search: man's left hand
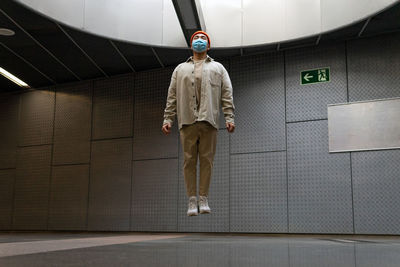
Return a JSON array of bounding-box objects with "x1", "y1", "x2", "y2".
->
[{"x1": 226, "y1": 122, "x2": 235, "y2": 133}]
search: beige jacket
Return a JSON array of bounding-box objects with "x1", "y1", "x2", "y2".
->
[{"x1": 163, "y1": 55, "x2": 235, "y2": 130}]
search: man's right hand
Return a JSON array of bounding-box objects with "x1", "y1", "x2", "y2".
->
[{"x1": 162, "y1": 123, "x2": 172, "y2": 135}]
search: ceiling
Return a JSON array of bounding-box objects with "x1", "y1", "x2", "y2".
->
[{"x1": 0, "y1": 0, "x2": 399, "y2": 93}]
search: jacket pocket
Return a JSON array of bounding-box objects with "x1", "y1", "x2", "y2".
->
[{"x1": 208, "y1": 70, "x2": 221, "y2": 87}]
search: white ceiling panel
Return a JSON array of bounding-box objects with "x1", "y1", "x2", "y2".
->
[
  {"x1": 200, "y1": 0, "x2": 242, "y2": 47},
  {"x1": 162, "y1": 0, "x2": 187, "y2": 47},
  {"x1": 285, "y1": 0, "x2": 321, "y2": 40},
  {"x1": 84, "y1": 0, "x2": 163, "y2": 46},
  {"x1": 16, "y1": 0, "x2": 84, "y2": 29},
  {"x1": 242, "y1": 0, "x2": 285, "y2": 46},
  {"x1": 321, "y1": 0, "x2": 398, "y2": 32},
  {"x1": 15, "y1": 0, "x2": 399, "y2": 48}
]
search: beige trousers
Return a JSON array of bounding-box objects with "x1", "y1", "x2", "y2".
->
[{"x1": 179, "y1": 121, "x2": 217, "y2": 197}]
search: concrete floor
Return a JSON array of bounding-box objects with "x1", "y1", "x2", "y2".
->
[{"x1": 0, "y1": 232, "x2": 400, "y2": 266}]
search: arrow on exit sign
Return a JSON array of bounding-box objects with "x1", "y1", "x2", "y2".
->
[{"x1": 301, "y1": 68, "x2": 330, "y2": 85}]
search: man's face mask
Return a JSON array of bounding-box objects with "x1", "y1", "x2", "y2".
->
[{"x1": 192, "y1": 38, "x2": 208, "y2": 52}]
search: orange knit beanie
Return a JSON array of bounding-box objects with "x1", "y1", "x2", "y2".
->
[{"x1": 190, "y1": 31, "x2": 211, "y2": 48}]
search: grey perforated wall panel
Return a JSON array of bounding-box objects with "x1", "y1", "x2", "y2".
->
[
  {"x1": 92, "y1": 75, "x2": 134, "y2": 140},
  {"x1": 0, "y1": 169, "x2": 15, "y2": 230},
  {"x1": 348, "y1": 32, "x2": 400, "y2": 102},
  {"x1": 48, "y1": 164, "x2": 89, "y2": 230},
  {"x1": 1, "y1": 31, "x2": 400, "y2": 234},
  {"x1": 177, "y1": 130, "x2": 229, "y2": 232},
  {"x1": 352, "y1": 150, "x2": 400, "y2": 234},
  {"x1": 287, "y1": 120, "x2": 353, "y2": 233},
  {"x1": 131, "y1": 159, "x2": 178, "y2": 231},
  {"x1": 286, "y1": 44, "x2": 347, "y2": 122},
  {"x1": 0, "y1": 94, "x2": 19, "y2": 169},
  {"x1": 18, "y1": 89, "x2": 55, "y2": 146},
  {"x1": 230, "y1": 53, "x2": 286, "y2": 153},
  {"x1": 230, "y1": 151, "x2": 287, "y2": 233},
  {"x1": 13, "y1": 145, "x2": 52, "y2": 230},
  {"x1": 53, "y1": 82, "x2": 92, "y2": 165},
  {"x1": 133, "y1": 68, "x2": 178, "y2": 160},
  {"x1": 88, "y1": 138, "x2": 132, "y2": 231}
]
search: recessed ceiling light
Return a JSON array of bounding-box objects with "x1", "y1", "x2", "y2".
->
[
  {"x1": 0, "y1": 67, "x2": 30, "y2": 88},
  {"x1": 0, "y1": 28, "x2": 15, "y2": 36}
]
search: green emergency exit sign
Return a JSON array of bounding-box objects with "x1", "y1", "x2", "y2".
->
[{"x1": 301, "y1": 67, "x2": 330, "y2": 85}]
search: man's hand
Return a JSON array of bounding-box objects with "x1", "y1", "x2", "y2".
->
[
  {"x1": 226, "y1": 122, "x2": 235, "y2": 133},
  {"x1": 162, "y1": 123, "x2": 172, "y2": 135}
]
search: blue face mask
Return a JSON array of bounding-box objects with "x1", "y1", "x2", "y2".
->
[{"x1": 192, "y1": 39, "x2": 208, "y2": 52}]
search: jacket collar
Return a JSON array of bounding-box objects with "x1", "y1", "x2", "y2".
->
[{"x1": 186, "y1": 54, "x2": 213, "y2": 63}]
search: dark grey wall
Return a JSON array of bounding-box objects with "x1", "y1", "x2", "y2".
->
[{"x1": 1, "y1": 32, "x2": 400, "y2": 234}]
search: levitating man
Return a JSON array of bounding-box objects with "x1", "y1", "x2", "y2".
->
[{"x1": 161, "y1": 31, "x2": 235, "y2": 216}]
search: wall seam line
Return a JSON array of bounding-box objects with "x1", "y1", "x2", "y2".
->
[
  {"x1": 129, "y1": 76, "x2": 135, "y2": 231},
  {"x1": 10, "y1": 94, "x2": 22, "y2": 230},
  {"x1": 86, "y1": 80, "x2": 94, "y2": 230},
  {"x1": 345, "y1": 40, "x2": 356, "y2": 234},
  {"x1": 283, "y1": 50, "x2": 290, "y2": 233},
  {"x1": 46, "y1": 87, "x2": 56, "y2": 230}
]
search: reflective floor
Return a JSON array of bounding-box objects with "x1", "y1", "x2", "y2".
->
[{"x1": 1, "y1": 232, "x2": 400, "y2": 266}]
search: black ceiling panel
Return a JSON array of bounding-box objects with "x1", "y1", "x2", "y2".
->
[
  {"x1": 153, "y1": 47, "x2": 191, "y2": 67},
  {"x1": 243, "y1": 43, "x2": 277, "y2": 56},
  {"x1": 1, "y1": 1, "x2": 104, "y2": 80},
  {"x1": 320, "y1": 20, "x2": 366, "y2": 44},
  {"x1": 171, "y1": 0, "x2": 202, "y2": 46},
  {"x1": 0, "y1": 0, "x2": 399, "y2": 95},
  {"x1": 363, "y1": 2, "x2": 400, "y2": 36},
  {"x1": 113, "y1": 41, "x2": 161, "y2": 71},
  {"x1": 0, "y1": 74, "x2": 21, "y2": 92},
  {"x1": 0, "y1": 44, "x2": 50, "y2": 88},
  {"x1": 208, "y1": 48, "x2": 241, "y2": 60},
  {"x1": 280, "y1": 36, "x2": 318, "y2": 50},
  {"x1": 0, "y1": 11, "x2": 76, "y2": 84},
  {"x1": 62, "y1": 25, "x2": 133, "y2": 76}
]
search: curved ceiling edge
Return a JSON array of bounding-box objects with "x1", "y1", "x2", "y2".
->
[
  {"x1": 200, "y1": 0, "x2": 398, "y2": 47},
  {"x1": 14, "y1": 0, "x2": 399, "y2": 48}
]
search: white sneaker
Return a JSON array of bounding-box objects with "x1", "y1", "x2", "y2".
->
[
  {"x1": 199, "y1": 196, "x2": 211, "y2": 214},
  {"x1": 187, "y1": 196, "x2": 198, "y2": 216}
]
